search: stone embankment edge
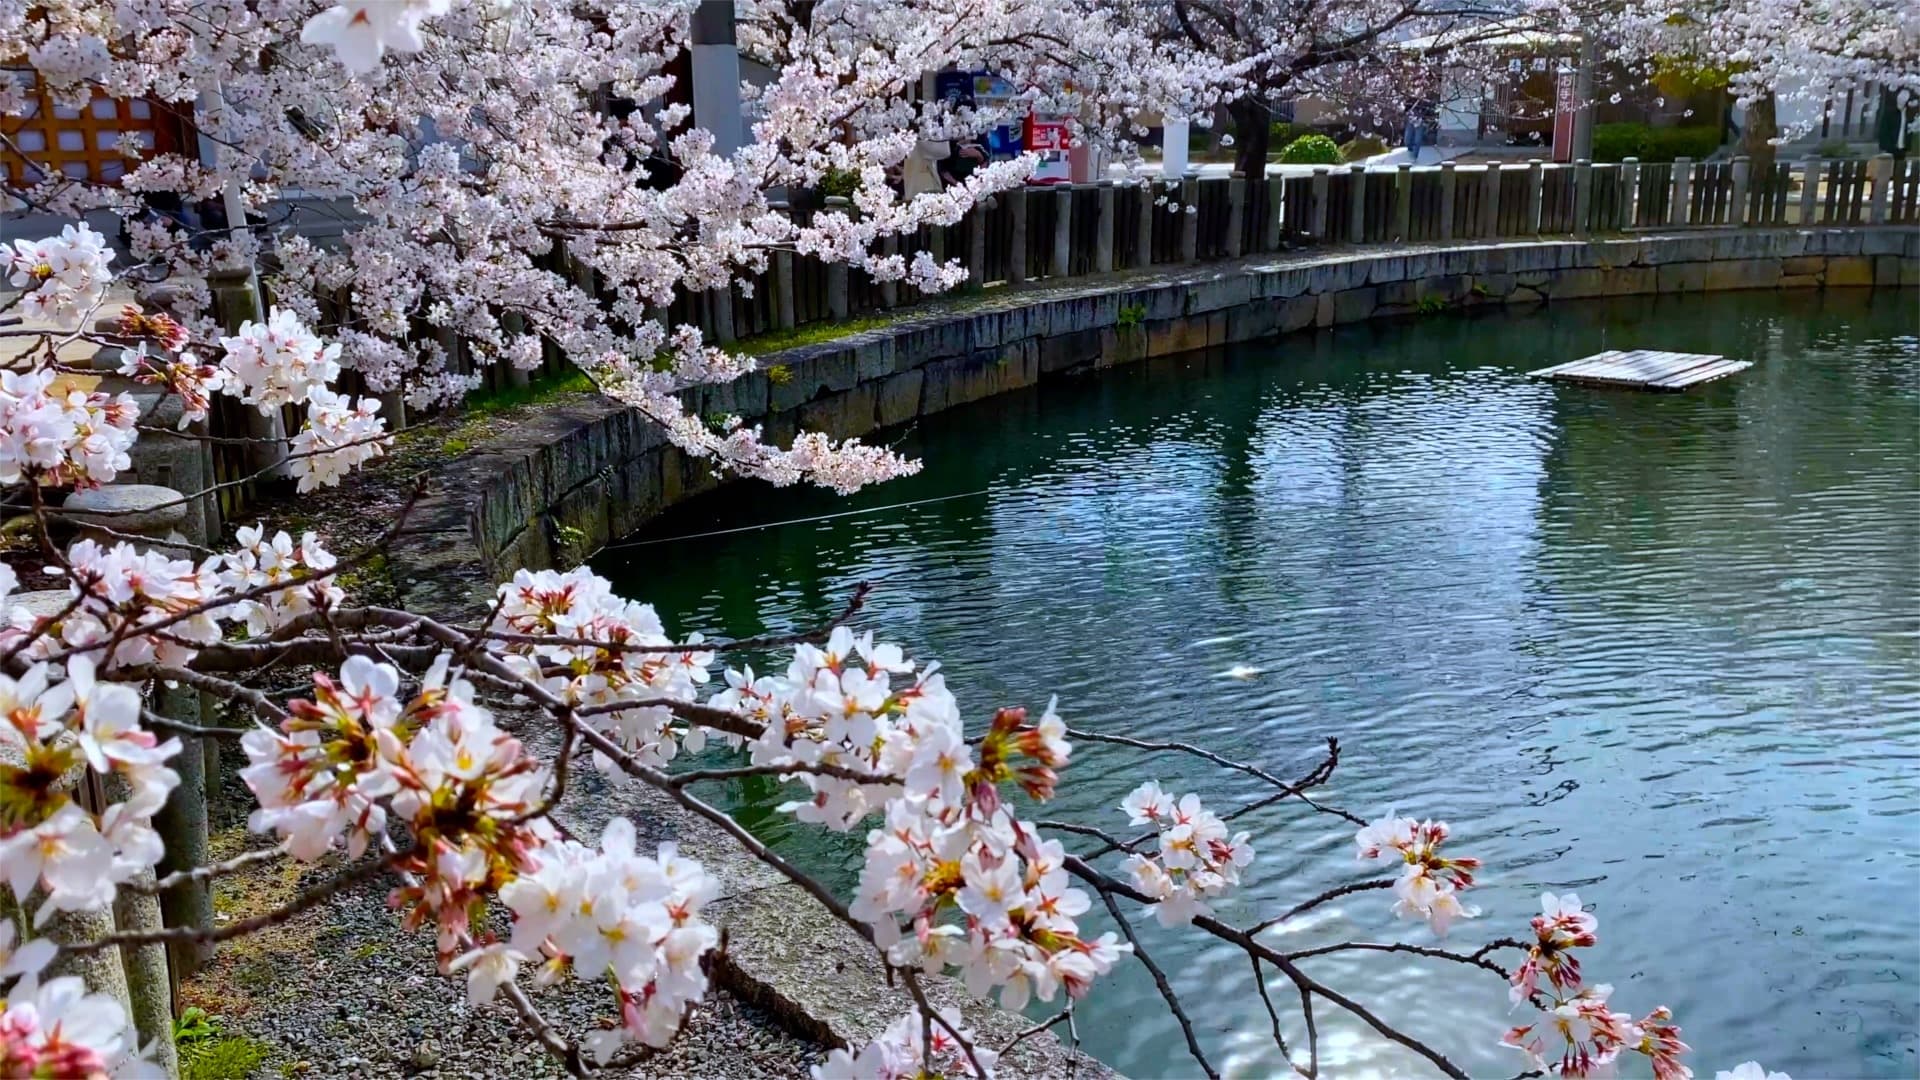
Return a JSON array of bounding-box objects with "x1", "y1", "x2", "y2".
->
[
  {"x1": 384, "y1": 225, "x2": 1914, "y2": 1074},
  {"x1": 450, "y1": 226, "x2": 1917, "y2": 585}
]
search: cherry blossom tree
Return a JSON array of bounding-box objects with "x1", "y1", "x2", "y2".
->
[
  {"x1": 1094, "y1": 0, "x2": 1551, "y2": 175},
  {"x1": 1579, "y1": 0, "x2": 1917, "y2": 130},
  {"x1": 0, "y1": 3, "x2": 1805, "y2": 1078}
]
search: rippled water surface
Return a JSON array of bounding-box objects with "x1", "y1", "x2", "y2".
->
[{"x1": 596, "y1": 290, "x2": 1920, "y2": 1079}]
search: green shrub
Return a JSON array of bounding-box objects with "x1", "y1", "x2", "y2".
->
[
  {"x1": 1278, "y1": 133, "x2": 1341, "y2": 165},
  {"x1": 1816, "y1": 138, "x2": 1855, "y2": 158},
  {"x1": 1339, "y1": 135, "x2": 1388, "y2": 163},
  {"x1": 1643, "y1": 125, "x2": 1721, "y2": 162},
  {"x1": 1591, "y1": 123, "x2": 1644, "y2": 163},
  {"x1": 1267, "y1": 122, "x2": 1302, "y2": 151},
  {"x1": 1591, "y1": 123, "x2": 1722, "y2": 163},
  {"x1": 818, "y1": 167, "x2": 860, "y2": 199}
]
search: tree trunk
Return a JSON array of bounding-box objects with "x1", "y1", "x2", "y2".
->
[
  {"x1": 1231, "y1": 96, "x2": 1271, "y2": 179},
  {"x1": 1741, "y1": 92, "x2": 1779, "y2": 173}
]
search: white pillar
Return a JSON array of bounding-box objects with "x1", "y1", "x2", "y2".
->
[
  {"x1": 691, "y1": 2, "x2": 745, "y2": 157},
  {"x1": 1162, "y1": 118, "x2": 1191, "y2": 179}
]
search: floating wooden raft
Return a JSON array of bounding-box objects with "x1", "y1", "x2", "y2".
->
[{"x1": 1528, "y1": 349, "x2": 1752, "y2": 391}]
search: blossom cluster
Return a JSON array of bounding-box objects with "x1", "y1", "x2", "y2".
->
[
  {"x1": 0, "y1": 656, "x2": 180, "y2": 924},
  {"x1": 218, "y1": 525, "x2": 345, "y2": 635},
  {"x1": 4, "y1": 231, "x2": 388, "y2": 496},
  {"x1": 290, "y1": 390, "x2": 388, "y2": 492},
  {"x1": 0, "y1": 528, "x2": 341, "y2": 673},
  {"x1": 31, "y1": 539, "x2": 222, "y2": 668},
  {"x1": 720, "y1": 629, "x2": 1122, "y2": 1015},
  {"x1": 491, "y1": 567, "x2": 714, "y2": 773},
  {"x1": 812, "y1": 1007, "x2": 995, "y2": 1080},
  {"x1": 217, "y1": 307, "x2": 344, "y2": 413},
  {"x1": 494, "y1": 818, "x2": 719, "y2": 1060},
  {"x1": 240, "y1": 651, "x2": 720, "y2": 1063},
  {"x1": 0, "y1": 369, "x2": 139, "y2": 489},
  {"x1": 0, "y1": 652, "x2": 174, "y2": 1076},
  {"x1": 1498, "y1": 892, "x2": 1693, "y2": 1079},
  {"x1": 0, "y1": 969, "x2": 146, "y2": 1078},
  {"x1": 1117, "y1": 781, "x2": 1255, "y2": 927},
  {"x1": 1354, "y1": 812, "x2": 1482, "y2": 934},
  {"x1": 5, "y1": 223, "x2": 113, "y2": 330}
]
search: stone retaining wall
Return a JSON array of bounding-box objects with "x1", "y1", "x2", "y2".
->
[{"x1": 420, "y1": 226, "x2": 1917, "y2": 595}]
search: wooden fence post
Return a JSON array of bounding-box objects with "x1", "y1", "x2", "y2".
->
[
  {"x1": 1179, "y1": 177, "x2": 1200, "y2": 262},
  {"x1": 1095, "y1": 181, "x2": 1115, "y2": 273},
  {"x1": 1798, "y1": 157, "x2": 1820, "y2": 224},
  {"x1": 824, "y1": 195, "x2": 852, "y2": 316},
  {"x1": 1310, "y1": 167, "x2": 1330, "y2": 240},
  {"x1": 1439, "y1": 160, "x2": 1457, "y2": 241},
  {"x1": 1053, "y1": 185, "x2": 1074, "y2": 278},
  {"x1": 1128, "y1": 179, "x2": 1144, "y2": 265},
  {"x1": 1482, "y1": 164, "x2": 1501, "y2": 237},
  {"x1": 1573, "y1": 159, "x2": 1593, "y2": 236},
  {"x1": 1007, "y1": 186, "x2": 1029, "y2": 286},
  {"x1": 773, "y1": 250, "x2": 797, "y2": 328},
  {"x1": 1263, "y1": 175, "x2": 1284, "y2": 251},
  {"x1": 967, "y1": 202, "x2": 987, "y2": 287},
  {"x1": 1526, "y1": 159, "x2": 1545, "y2": 234},
  {"x1": 1729, "y1": 156, "x2": 1752, "y2": 227},
  {"x1": 711, "y1": 287, "x2": 738, "y2": 341},
  {"x1": 1868, "y1": 153, "x2": 1895, "y2": 224},
  {"x1": 1670, "y1": 157, "x2": 1693, "y2": 227},
  {"x1": 1348, "y1": 163, "x2": 1367, "y2": 244},
  {"x1": 1393, "y1": 163, "x2": 1413, "y2": 240},
  {"x1": 1619, "y1": 158, "x2": 1639, "y2": 230},
  {"x1": 1226, "y1": 171, "x2": 1247, "y2": 257}
]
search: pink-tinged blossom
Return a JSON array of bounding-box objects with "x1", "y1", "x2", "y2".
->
[
  {"x1": 1354, "y1": 812, "x2": 1482, "y2": 934},
  {"x1": 1502, "y1": 984, "x2": 1635, "y2": 1078},
  {"x1": 1512, "y1": 891, "x2": 1600, "y2": 1004},
  {"x1": 0, "y1": 975, "x2": 149, "y2": 1076},
  {"x1": 1117, "y1": 785, "x2": 1252, "y2": 927}
]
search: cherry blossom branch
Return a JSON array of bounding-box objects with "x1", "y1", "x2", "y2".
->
[
  {"x1": 63, "y1": 845, "x2": 409, "y2": 954},
  {"x1": 664, "y1": 761, "x2": 896, "y2": 788},
  {"x1": 1248, "y1": 879, "x2": 1396, "y2": 934},
  {"x1": 469, "y1": 581, "x2": 871, "y2": 655},
  {"x1": 1248, "y1": 955, "x2": 1293, "y2": 1066},
  {"x1": 1283, "y1": 940, "x2": 1513, "y2": 980},
  {"x1": 1095, "y1": 885, "x2": 1220, "y2": 1080},
  {"x1": 1063, "y1": 854, "x2": 1472, "y2": 1080},
  {"x1": 130, "y1": 846, "x2": 285, "y2": 894}
]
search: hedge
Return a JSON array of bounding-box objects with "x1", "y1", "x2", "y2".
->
[
  {"x1": 1591, "y1": 123, "x2": 1722, "y2": 163},
  {"x1": 1278, "y1": 133, "x2": 1342, "y2": 165},
  {"x1": 1339, "y1": 135, "x2": 1388, "y2": 163}
]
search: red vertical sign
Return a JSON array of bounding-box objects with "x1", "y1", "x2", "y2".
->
[{"x1": 1551, "y1": 67, "x2": 1577, "y2": 162}]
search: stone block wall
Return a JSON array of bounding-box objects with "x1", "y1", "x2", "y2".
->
[{"x1": 445, "y1": 227, "x2": 1917, "y2": 587}]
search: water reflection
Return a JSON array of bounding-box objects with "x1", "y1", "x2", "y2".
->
[{"x1": 598, "y1": 290, "x2": 1919, "y2": 1078}]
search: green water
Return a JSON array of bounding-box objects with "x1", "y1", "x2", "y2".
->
[{"x1": 596, "y1": 289, "x2": 1920, "y2": 1078}]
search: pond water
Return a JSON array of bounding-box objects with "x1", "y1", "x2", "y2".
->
[{"x1": 595, "y1": 289, "x2": 1919, "y2": 1079}]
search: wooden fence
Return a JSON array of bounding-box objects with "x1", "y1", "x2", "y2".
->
[
  {"x1": 191, "y1": 152, "x2": 1914, "y2": 523},
  {"x1": 665, "y1": 153, "x2": 1918, "y2": 351}
]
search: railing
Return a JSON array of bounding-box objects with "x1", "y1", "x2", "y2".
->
[
  {"x1": 110, "y1": 150, "x2": 1907, "y2": 536},
  {"x1": 679, "y1": 153, "x2": 1919, "y2": 349}
]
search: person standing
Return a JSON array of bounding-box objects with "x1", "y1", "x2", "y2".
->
[{"x1": 901, "y1": 137, "x2": 952, "y2": 197}]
